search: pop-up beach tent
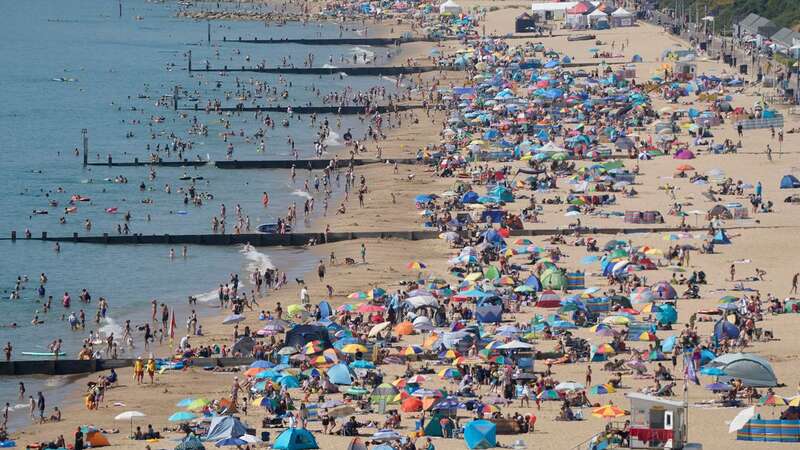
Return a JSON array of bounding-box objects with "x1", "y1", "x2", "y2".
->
[
  {"x1": 464, "y1": 420, "x2": 497, "y2": 449},
  {"x1": 710, "y1": 353, "x2": 778, "y2": 387},
  {"x1": 273, "y1": 428, "x2": 319, "y2": 450}
]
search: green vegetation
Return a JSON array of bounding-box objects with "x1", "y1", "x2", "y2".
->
[{"x1": 659, "y1": 0, "x2": 800, "y2": 30}]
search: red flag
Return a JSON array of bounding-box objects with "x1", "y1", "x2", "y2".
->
[{"x1": 169, "y1": 309, "x2": 176, "y2": 339}]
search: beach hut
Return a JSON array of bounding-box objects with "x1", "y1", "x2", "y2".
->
[
  {"x1": 439, "y1": 0, "x2": 462, "y2": 15},
  {"x1": 626, "y1": 393, "x2": 687, "y2": 449},
  {"x1": 515, "y1": 12, "x2": 537, "y2": 32},
  {"x1": 610, "y1": 8, "x2": 635, "y2": 27},
  {"x1": 710, "y1": 353, "x2": 778, "y2": 387},
  {"x1": 464, "y1": 420, "x2": 497, "y2": 449},
  {"x1": 273, "y1": 428, "x2": 319, "y2": 450},
  {"x1": 587, "y1": 9, "x2": 608, "y2": 29}
]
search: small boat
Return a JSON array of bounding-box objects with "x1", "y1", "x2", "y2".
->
[
  {"x1": 567, "y1": 34, "x2": 596, "y2": 42},
  {"x1": 257, "y1": 223, "x2": 291, "y2": 234}
]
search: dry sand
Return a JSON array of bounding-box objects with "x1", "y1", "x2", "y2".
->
[{"x1": 11, "y1": 4, "x2": 800, "y2": 450}]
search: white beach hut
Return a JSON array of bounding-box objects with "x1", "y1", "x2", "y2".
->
[
  {"x1": 611, "y1": 7, "x2": 635, "y2": 27},
  {"x1": 439, "y1": 0, "x2": 462, "y2": 15},
  {"x1": 587, "y1": 8, "x2": 608, "y2": 28}
]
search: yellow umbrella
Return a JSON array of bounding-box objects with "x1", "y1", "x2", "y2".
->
[
  {"x1": 341, "y1": 344, "x2": 368, "y2": 354},
  {"x1": 287, "y1": 304, "x2": 305, "y2": 316},
  {"x1": 465, "y1": 272, "x2": 483, "y2": 281}
]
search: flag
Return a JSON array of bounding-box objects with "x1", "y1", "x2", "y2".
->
[
  {"x1": 169, "y1": 309, "x2": 176, "y2": 340},
  {"x1": 683, "y1": 354, "x2": 699, "y2": 385}
]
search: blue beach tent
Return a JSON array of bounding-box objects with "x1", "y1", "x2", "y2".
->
[
  {"x1": 272, "y1": 428, "x2": 319, "y2": 450},
  {"x1": 464, "y1": 420, "x2": 497, "y2": 449}
]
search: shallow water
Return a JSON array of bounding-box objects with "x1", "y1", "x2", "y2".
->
[{"x1": 0, "y1": 0, "x2": 387, "y2": 429}]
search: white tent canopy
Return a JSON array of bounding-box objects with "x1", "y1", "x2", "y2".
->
[
  {"x1": 439, "y1": 0, "x2": 462, "y2": 14},
  {"x1": 588, "y1": 9, "x2": 607, "y2": 17},
  {"x1": 611, "y1": 7, "x2": 632, "y2": 17}
]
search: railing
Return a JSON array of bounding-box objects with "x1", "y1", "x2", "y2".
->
[{"x1": 570, "y1": 432, "x2": 603, "y2": 450}]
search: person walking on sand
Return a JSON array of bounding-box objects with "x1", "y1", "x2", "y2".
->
[
  {"x1": 317, "y1": 260, "x2": 326, "y2": 282},
  {"x1": 134, "y1": 357, "x2": 144, "y2": 385},
  {"x1": 360, "y1": 243, "x2": 366, "y2": 264},
  {"x1": 730, "y1": 264, "x2": 736, "y2": 282},
  {"x1": 146, "y1": 357, "x2": 156, "y2": 384},
  {"x1": 585, "y1": 365, "x2": 592, "y2": 387},
  {"x1": 792, "y1": 273, "x2": 798, "y2": 295}
]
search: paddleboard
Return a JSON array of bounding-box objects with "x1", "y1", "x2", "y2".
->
[{"x1": 21, "y1": 351, "x2": 66, "y2": 357}]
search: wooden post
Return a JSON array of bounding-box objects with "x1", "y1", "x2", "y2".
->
[
  {"x1": 173, "y1": 85, "x2": 179, "y2": 111},
  {"x1": 188, "y1": 50, "x2": 192, "y2": 72},
  {"x1": 119, "y1": 0, "x2": 122, "y2": 18},
  {"x1": 10, "y1": 231, "x2": 16, "y2": 241},
  {"x1": 82, "y1": 129, "x2": 88, "y2": 167},
  {"x1": 207, "y1": 21, "x2": 211, "y2": 45}
]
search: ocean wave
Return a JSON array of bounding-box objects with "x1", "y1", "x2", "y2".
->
[
  {"x1": 240, "y1": 245, "x2": 275, "y2": 275},
  {"x1": 322, "y1": 64, "x2": 338, "y2": 69},
  {"x1": 349, "y1": 46, "x2": 375, "y2": 64},
  {"x1": 98, "y1": 316, "x2": 123, "y2": 340},
  {"x1": 192, "y1": 288, "x2": 219, "y2": 304},
  {"x1": 324, "y1": 130, "x2": 343, "y2": 147},
  {"x1": 291, "y1": 189, "x2": 313, "y2": 200}
]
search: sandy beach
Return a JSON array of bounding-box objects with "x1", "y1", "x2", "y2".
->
[{"x1": 7, "y1": 2, "x2": 800, "y2": 450}]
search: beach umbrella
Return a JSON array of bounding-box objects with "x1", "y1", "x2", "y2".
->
[
  {"x1": 407, "y1": 375, "x2": 427, "y2": 384},
  {"x1": 555, "y1": 381, "x2": 585, "y2": 392},
  {"x1": 342, "y1": 344, "x2": 368, "y2": 354},
  {"x1": 303, "y1": 341, "x2": 324, "y2": 355},
  {"x1": 758, "y1": 394, "x2": 787, "y2": 406},
  {"x1": 346, "y1": 387, "x2": 369, "y2": 397},
  {"x1": 249, "y1": 360, "x2": 274, "y2": 369},
  {"x1": 356, "y1": 304, "x2": 385, "y2": 313},
  {"x1": 115, "y1": 411, "x2": 146, "y2": 436},
  {"x1": 277, "y1": 346, "x2": 298, "y2": 356},
  {"x1": 728, "y1": 406, "x2": 756, "y2": 433},
  {"x1": 350, "y1": 360, "x2": 375, "y2": 369},
  {"x1": 592, "y1": 404, "x2": 625, "y2": 418},
  {"x1": 402, "y1": 345, "x2": 424, "y2": 356},
  {"x1": 368, "y1": 321, "x2": 391, "y2": 337},
  {"x1": 176, "y1": 397, "x2": 195, "y2": 408},
  {"x1": 222, "y1": 314, "x2": 245, "y2": 325},
  {"x1": 169, "y1": 411, "x2": 198, "y2": 422},
  {"x1": 186, "y1": 398, "x2": 210, "y2": 410},
  {"x1": 537, "y1": 389, "x2": 560, "y2": 401},
  {"x1": 442, "y1": 349, "x2": 461, "y2": 360},
  {"x1": 407, "y1": 261, "x2": 427, "y2": 270},
  {"x1": 789, "y1": 396, "x2": 800, "y2": 407},
  {"x1": 348, "y1": 291, "x2": 369, "y2": 300},
  {"x1": 438, "y1": 368, "x2": 462, "y2": 379},
  {"x1": 287, "y1": 304, "x2": 306, "y2": 316},
  {"x1": 705, "y1": 383, "x2": 732, "y2": 392},
  {"x1": 589, "y1": 384, "x2": 615, "y2": 395}
]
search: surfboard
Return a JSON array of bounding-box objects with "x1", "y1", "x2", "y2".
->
[{"x1": 20, "y1": 351, "x2": 66, "y2": 357}]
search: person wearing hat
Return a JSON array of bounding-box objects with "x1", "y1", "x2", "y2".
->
[{"x1": 133, "y1": 357, "x2": 144, "y2": 385}]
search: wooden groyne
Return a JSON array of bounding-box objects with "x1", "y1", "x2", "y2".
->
[
  {"x1": 0, "y1": 357, "x2": 254, "y2": 376},
  {"x1": 179, "y1": 104, "x2": 424, "y2": 114},
  {"x1": 219, "y1": 33, "x2": 566, "y2": 47},
  {"x1": 84, "y1": 158, "x2": 417, "y2": 169},
  {"x1": 188, "y1": 64, "x2": 455, "y2": 76},
  {"x1": 8, "y1": 226, "x2": 712, "y2": 247}
]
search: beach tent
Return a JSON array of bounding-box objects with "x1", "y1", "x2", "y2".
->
[
  {"x1": 710, "y1": 353, "x2": 778, "y2": 387},
  {"x1": 540, "y1": 268, "x2": 566, "y2": 290},
  {"x1": 587, "y1": 9, "x2": 608, "y2": 28},
  {"x1": 328, "y1": 363, "x2": 354, "y2": 385},
  {"x1": 462, "y1": 191, "x2": 480, "y2": 203},
  {"x1": 439, "y1": 0, "x2": 461, "y2": 14},
  {"x1": 370, "y1": 383, "x2": 400, "y2": 404},
  {"x1": 175, "y1": 434, "x2": 205, "y2": 450},
  {"x1": 631, "y1": 54, "x2": 643, "y2": 63},
  {"x1": 611, "y1": 8, "x2": 634, "y2": 27},
  {"x1": 318, "y1": 301, "x2": 332, "y2": 319},
  {"x1": 476, "y1": 296, "x2": 503, "y2": 323},
  {"x1": 273, "y1": 428, "x2": 319, "y2": 450},
  {"x1": 708, "y1": 204, "x2": 734, "y2": 220},
  {"x1": 464, "y1": 420, "x2": 497, "y2": 449},
  {"x1": 86, "y1": 430, "x2": 110, "y2": 447},
  {"x1": 285, "y1": 325, "x2": 332, "y2": 349},
  {"x1": 713, "y1": 318, "x2": 740, "y2": 340},
  {"x1": 515, "y1": 12, "x2": 537, "y2": 33},
  {"x1": 205, "y1": 417, "x2": 249, "y2": 442},
  {"x1": 424, "y1": 412, "x2": 446, "y2": 437},
  {"x1": 674, "y1": 149, "x2": 695, "y2": 159},
  {"x1": 780, "y1": 174, "x2": 800, "y2": 189},
  {"x1": 525, "y1": 275, "x2": 542, "y2": 291},
  {"x1": 712, "y1": 229, "x2": 731, "y2": 244}
]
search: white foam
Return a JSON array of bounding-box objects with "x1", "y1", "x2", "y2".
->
[
  {"x1": 291, "y1": 189, "x2": 313, "y2": 200},
  {"x1": 98, "y1": 316, "x2": 123, "y2": 339},
  {"x1": 193, "y1": 288, "x2": 219, "y2": 304},
  {"x1": 322, "y1": 64, "x2": 338, "y2": 69},
  {"x1": 348, "y1": 46, "x2": 375, "y2": 64},
  {"x1": 240, "y1": 245, "x2": 275, "y2": 275},
  {"x1": 323, "y1": 130, "x2": 343, "y2": 147}
]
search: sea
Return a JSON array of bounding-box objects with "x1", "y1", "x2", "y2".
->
[{"x1": 0, "y1": 0, "x2": 394, "y2": 429}]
